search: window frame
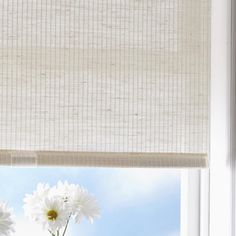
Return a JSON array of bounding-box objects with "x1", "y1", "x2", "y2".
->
[
  {"x1": 209, "y1": 0, "x2": 233, "y2": 234},
  {"x1": 231, "y1": 0, "x2": 236, "y2": 232},
  {"x1": 180, "y1": 170, "x2": 209, "y2": 236}
]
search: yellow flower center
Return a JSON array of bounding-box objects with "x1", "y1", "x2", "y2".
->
[{"x1": 47, "y1": 209, "x2": 58, "y2": 221}]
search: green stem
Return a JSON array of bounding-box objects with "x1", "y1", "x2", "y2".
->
[
  {"x1": 48, "y1": 230, "x2": 56, "y2": 236},
  {"x1": 62, "y1": 215, "x2": 71, "y2": 236}
]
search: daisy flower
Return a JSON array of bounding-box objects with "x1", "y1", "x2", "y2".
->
[
  {"x1": 55, "y1": 181, "x2": 100, "y2": 223},
  {"x1": 70, "y1": 186, "x2": 100, "y2": 224},
  {"x1": 52, "y1": 181, "x2": 77, "y2": 203},
  {"x1": 23, "y1": 181, "x2": 100, "y2": 236},
  {"x1": 0, "y1": 201, "x2": 14, "y2": 236},
  {"x1": 34, "y1": 197, "x2": 70, "y2": 233},
  {"x1": 23, "y1": 183, "x2": 50, "y2": 220}
]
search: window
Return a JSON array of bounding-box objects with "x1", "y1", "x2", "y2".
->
[{"x1": 0, "y1": 0, "x2": 235, "y2": 236}]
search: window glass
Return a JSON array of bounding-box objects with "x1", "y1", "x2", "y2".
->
[{"x1": 0, "y1": 167, "x2": 180, "y2": 236}]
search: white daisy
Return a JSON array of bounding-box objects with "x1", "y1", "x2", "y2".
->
[
  {"x1": 54, "y1": 181, "x2": 100, "y2": 223},
  {"x1": 23, "y1": 183, "x2": 50, "y2": 220},
  {"x1": 70, "y1": 187, "x2": 100, "y2": 224},
  {"x1": 0, "y1": 201, "x2": 14, "y2": 236},
  {"x1": 35, "y1": 197, "x2": 70, "y2": 233},
  {"x1": 23, "y1": 181, "x2": 100, "y2": 235},
  {"x1": 53, "y1": 181, "x2": 77, "y2": 201}
]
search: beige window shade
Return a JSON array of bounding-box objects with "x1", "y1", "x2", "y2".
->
[{"x1": 0, "y1": 0, "x2": 210, "y2": 167}]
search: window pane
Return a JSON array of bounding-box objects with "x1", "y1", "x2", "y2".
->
[{"x1": 0, "y1": 168, "x2": 180, "y2": 236}]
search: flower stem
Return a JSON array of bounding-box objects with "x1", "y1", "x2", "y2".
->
[
  {"x1": 48, "y1": 230, "x2": 56, "y2": 236},
  {"x1": 62, "y1": 215, "x2": 71, "y2": 236}
]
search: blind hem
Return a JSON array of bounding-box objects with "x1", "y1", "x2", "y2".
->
[{"x1": 0, "y1": 150, "x2": 208, "y2": 168}]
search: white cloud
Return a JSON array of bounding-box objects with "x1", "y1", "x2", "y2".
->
[
  {"x1": 97, "y1": 169, "x2": 179, "y2": 209},
  {"x1": 13, "y1": 217, "x2": 48, "y2": 236},
  {"x1": 13, "y1": 216, "x2": 73, "y2": 236}
]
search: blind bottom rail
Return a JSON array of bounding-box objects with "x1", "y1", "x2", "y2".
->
[{"x1": 0, "y1": 150, "x2": 208, "y2": 168}]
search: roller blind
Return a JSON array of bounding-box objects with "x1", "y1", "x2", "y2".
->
[{"x1": 0, "y1": 0, "x2": 210, "y2": 167}]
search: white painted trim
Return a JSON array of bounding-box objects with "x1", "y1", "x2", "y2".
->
[
  {"x1": 200, "y1": 170, "x2": 210, "y2": 236},
  {"x1": 209, "y1": 0, "x2": 232, "y2": 235},
  {"x1": 231, "y1": 0, "x2": 236, "y2": 234},
  {"x1": 180, "y1": 170, "x2": 200, "y2": 236},
  {"x1": 180, "y1": 172, "x2": 188, "y2": 236},
  {"x1": 181, "y1": 170, "x2": 209, "y2": 236}
]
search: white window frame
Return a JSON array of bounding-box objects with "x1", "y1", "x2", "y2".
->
[
  {"x1": 231, "y1": 0, "x2": 236, "y2": 232},
  {"x1": 209, "y1": 0, "x2": 232, "y2": 233},
  {"x1": 181, "y1": 0, "x2": 234, "y2": 235},
  {"x1": 181, "y1": 170, "x2": 209, "y2": 236}
]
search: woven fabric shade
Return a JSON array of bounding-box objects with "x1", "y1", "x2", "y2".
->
[{"x1": 0, "y1": 0, "x2": 210, "y2": 167}]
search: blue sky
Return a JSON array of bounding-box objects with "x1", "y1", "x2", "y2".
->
[{"x1": 0, "y1": 167, "x2": 180, "y2": 236}]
